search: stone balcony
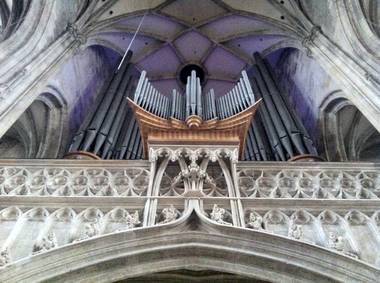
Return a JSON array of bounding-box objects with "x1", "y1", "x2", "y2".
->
[{"x1": 0, "y1": 159, "x2": 379, "y2": 272}]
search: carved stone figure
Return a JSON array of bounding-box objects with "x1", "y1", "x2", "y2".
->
[
  {"x1": 246, "y1": 212, "x2": 263, "y2": 230},
  {"x1": 210, "y1": 204, "x2": 231, "y2": 225},
  {"x1": 125, "y1": 211, "x2": 141, "y2": 229},
  {"x1": 74, "y1": 222, "x2": 99, "y2": 242},
  {"x1": 327, "y1": 232, "x2": 359, "y2": 259},
  {"x1": 0, "y1": 248, "x2": 10, "y2": 266},
  {"x1": 328, "y1": 232, "x2": 344, "y2": 252},
  {"x1": 159, "y1": 205, "x2": 181, "y2": 224},
  {"x1": 33, "y1": 232, "x2": 58, "y2": 254},
  {"x1": 117, "y1": 211, "x2": 141, "y2": 231},
  {"x1": 84, "y1": 222, "x2": 98, "y2": 238},
  {"x1": 288, "y1": 223, "x2": 303, "y2": 240}
]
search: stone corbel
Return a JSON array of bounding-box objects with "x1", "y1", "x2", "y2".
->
[
  {"x1": 302, "y1": 26, "x2": 322, "y2": 58},
  {"x1": 66, "y1": 23, "x2": 87, "y2": 53}
]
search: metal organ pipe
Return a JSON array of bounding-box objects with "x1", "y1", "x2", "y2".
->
[
  {"x1": 189, "y1": 71, "x2": 196, "y2": 116},
  {"x1": 252, "y1": 120, "x2": 269, "y2": 161},
  {"x1": 101, "y1": 76, "x2": 134, "y2": 159},
  {"x1": 254, "y1": 52, "x2": 306, "y2": 155},
  {"x1": 68, "y1": 71, "x2": 117, "y2": 152},
  {"x1": 171, "y1": 90, "x2": 176, "y2": 118},
  {"x1": 94, "y1": 64, "x2": 133, "y2": 155},
  {"x1": 210, "y1": 89, "x2": 216, "y2": 118},
  {"x1": 253, "y1": 65, "x2": 294, "y2": 158},
  {"x1": 242, "y1": 71, "x2": 255, "y2": 104},
  {"x1": 197, "y1": 77, "x2": 202, "y2": 117},
  {"x1": 250, "y1": 77, "x2": 286, "y2": 161},
  {"x1": 263, "y1": 58, "x2": 318, "y2": 155},
  {"x1": 134, "y1": 70, "x2": 146, "y2": 104},
  {"x1": 81, "y1": 51, "x2": 132, "y2": 152},
  {"x1": 242, "y1": 53, "x2": 318, "y2": 161}
]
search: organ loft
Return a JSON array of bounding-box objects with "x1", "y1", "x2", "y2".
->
[{"x1": 0, "y1": 1, "x2": 379, "y2": 282}]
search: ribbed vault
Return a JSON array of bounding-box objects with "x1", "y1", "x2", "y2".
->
[{"x1": 86, "y1": 0, "x2": 299, "y2": 96}]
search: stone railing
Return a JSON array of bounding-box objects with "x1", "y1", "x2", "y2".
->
[
  {"x1": 0, "y1": 159, "x2": 379, "y2": 269},
  {"x1": 238, "y1": 162, "x2": 380, "y2": 199},
  {"x1": 0, "y1": 160, "x2": 150, "y2": 196}
]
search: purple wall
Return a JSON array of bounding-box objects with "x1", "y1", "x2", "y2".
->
[
  {"x1": 269, "y1": 48, "x2": 340, "y2": 141},
  {"x1": 48, "y1": 45, "x2": 121, "y2": 134}
]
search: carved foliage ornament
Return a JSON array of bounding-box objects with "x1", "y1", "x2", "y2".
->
[{"x1": 149, "y1": 147, "x2": 238, "y2": 163}]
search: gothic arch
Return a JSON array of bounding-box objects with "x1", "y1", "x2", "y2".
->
[
  {"x1": 319, "y1": 91, "x2": 380, "y2": 161},
  {"x1": 0, "y1": 0, "x2": 31, "y2": 41},
  {"x1": 337, "y1": 0, "x2": 380, "y2": 61},
  {"x1": 0, "y1": 89, "x2": 68, "y2": 158},
  {"x1": 34, "y1": 89, "x2": 68, "y2": 158}
]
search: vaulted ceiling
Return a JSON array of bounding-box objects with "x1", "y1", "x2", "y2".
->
[{"x1": 85, "y1": 0, "x2": 297, "y2": 96}]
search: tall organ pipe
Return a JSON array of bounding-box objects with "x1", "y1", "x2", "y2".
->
[
  {"x1": 254, "y1": 52, "x2": 307, "y2": 155},
  {"x1": 68, "y1": 72, "x2": 116, "y2": 152},
  {"x1": 263, "y1": 58, "x2": 318, "y2": 155},
  {"x1": 68, "y1": 51, "x2": 133, "y2": 155},
  {"x1": 102, "y1": 78, "x2": 136, "y2": 159},
  {"x1": 250, "y1": 77, "x2": 286, "y2": 161},
  {"x1": 252, "y1": 119, "x2": 270, "y2": 161},
  {"x1": 94, "y1": 63, "x2": 133, "y2": 155},
  {"x1": 252, "y1": 65, "x2": 294, "y2": 158},
  {"x1": 210, "y1": 89, "x2": 216, "y2": 118},
  {"x1": 81, "y1": 51, "x2": 132, "y2": 152}
]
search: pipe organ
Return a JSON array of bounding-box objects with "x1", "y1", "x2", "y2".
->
[
  {"x1": 133, "y1": 69, "x2": 256, "y2": 124},
  {"x1": 67, "y1": 51, "x2": 319, "y2": 161}
]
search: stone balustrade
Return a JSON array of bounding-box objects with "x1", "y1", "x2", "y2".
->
[{"x1": 0, "y1": 159, "x2": 379, "y2": 268}]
